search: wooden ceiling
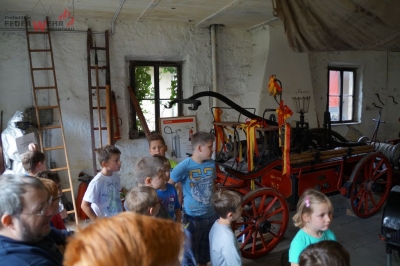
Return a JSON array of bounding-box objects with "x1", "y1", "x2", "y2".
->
[{"x1": 0, "y1": 0, "x2": 277, "y2": 30}]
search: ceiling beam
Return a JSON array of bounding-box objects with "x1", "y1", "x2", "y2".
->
[
  {"x1": 138, "y1": 0, "x2": 162, "y2": 22},
  {"x1": 196, "y1": 0, "x2": 248, "y2": 27},
  {"x1": 246, "y1": 17, "x2": 279, "y2": 31}
]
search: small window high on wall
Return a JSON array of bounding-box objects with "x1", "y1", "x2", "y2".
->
[
  {"x1": 327, "y1": 68, "x2": 356, "y2": 123},
  {"x1": 129, "y1": 61, "x2": 182, "y2": 136}
]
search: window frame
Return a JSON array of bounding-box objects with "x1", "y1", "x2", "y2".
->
[
  {"x1": 327, "y1": 67, "x2": 357, "y2": 123},
  {"x1": 129, "y1": 61, "x2": 183, "y2": 135}
]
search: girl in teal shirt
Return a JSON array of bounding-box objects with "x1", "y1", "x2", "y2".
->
[{"x1": 289, "y1": 189, "x2": 337, "y2": 266}]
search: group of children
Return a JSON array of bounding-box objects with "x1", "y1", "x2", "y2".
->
[
  {"x1": 81, "y1": 132, "x2": 242, "y2": 265},
  {"x1": 19, "y1": 131, "x2": 350, "y2": 266}
]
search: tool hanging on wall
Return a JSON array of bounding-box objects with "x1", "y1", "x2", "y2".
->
[
  {"x1": 372, "y1": 103, "x2": 382, "y2": 109},
  {"x1": 87, "y1": 28, "x2": 113, "y2": 174},
  {"x1": 389, "y1": 96, "x2": 398, "y2": 105},
  {"x1": 111, "y1": 91, "x2": 121, "y2": 141},
  {"x1": 94, "y1": 44, "x2": 103, "y2": 148},
  {"x1": 128, "y1": 85, "x2": 151, "y2": 140},
  {"x1": 375, "y1": 93, "x2": 385, "y2": 106}
]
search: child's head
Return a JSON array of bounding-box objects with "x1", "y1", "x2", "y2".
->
[
  {"x1": 21, "y1": 150, "x2": 46, "y2": 175},
  {"x1": 148, "y1": 133, "x2": 167, "y2": 157},
  {"x1": 299, "y1": 240, "x2": 350, "y2": 266},
  {"x1": 97, "y1": 145, "x2": 121, "y2": 172},
  {"x1": 64, "y1": 212, "x2": 184, "y2": 266},
  {"x1": 293, "y1": 189, "x2": 333, "y2": 229},
  {"x1": 125, "y1": 186, "x2": 161, "y2": 216},
  {"x1": 38, "y1": 178, "x2": 60, "y2": 217},
  {"x1": 134, "y1": 156, "x2": 165, "y2": 190},
  {"x1": 152, "y1": 154, "x2": 171, "y2": 182},
  {"x1": 212, "y1": 190, "x2": 243, "y2": 221},
  {"x1": 191, "y1": 132, "x2": 215, "y2": 161},
  {"x1": 36, "y1": 170, "x2": 62, "y2": 197}
]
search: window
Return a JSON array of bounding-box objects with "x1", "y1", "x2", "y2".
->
[
  {"x1": 327, "y1": 68, "x2": 356, "y2": 123},
  {"x1": 129, "y1": 61, "x2": 182, "y2": 136}
]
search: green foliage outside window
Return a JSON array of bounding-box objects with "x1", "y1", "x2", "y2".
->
[
  {"x1": 134, "y1": 66, "x2": 178, "y2": 131},
  {"x1": 134, "y1": 66, "x2": 153, "y2": 131},
  {"x1": 162, "y1": 66, "x2": 178, "y2": 100}
]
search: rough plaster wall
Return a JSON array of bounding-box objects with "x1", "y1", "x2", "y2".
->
[
  {"x1": 0, "y1": 20, "x2": 257, "y2": 196},
  {"x1": 309, "y1": 51, "x2": 400, "y2": 141},
  {"x1": 207, "y1": 27, "x2": 254, "y2": 122},
  {"x1": 249, "y1": 26, "x2": 270, "y2": 106},
  {"x1": 260, "y1": 24, "x2": 318, "y2": 128}
]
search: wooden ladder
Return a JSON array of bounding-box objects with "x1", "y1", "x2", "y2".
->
[
  {"x1": 87, "y1": 28, "x2": 113, "y2": 174},
  {"x1": 24, "y1": 17, "x2": 78, "y2": 225}
]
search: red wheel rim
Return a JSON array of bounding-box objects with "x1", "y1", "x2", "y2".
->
[
  {"x1": 232, "y1": 188, "x2": 289, "y2": 259},
  {"x1": 349, "y1": 152, "x2": 392, "y2": 218}
]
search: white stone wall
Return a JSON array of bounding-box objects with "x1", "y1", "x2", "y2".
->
[
  {"x1": 0, "y1": 20, "x2": 260, "y2": 194},
  {"x1": 309, "y1": 51, "x2": 400, "y2": 141},
  {"x1": 2, "y1": 19, "x2": 399, "y2": 199},
  {"x1": 260, "y1": 24, "x2": 317, "y2": 128}
]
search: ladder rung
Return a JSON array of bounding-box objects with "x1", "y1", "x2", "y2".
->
[
  {"x1": 94, "y1": 127, "x2": 108, "y2": 130},
  {"x1": 50, "y1": 166, "x2": 68, "y2": 172},
  {"x1": 90, "y1": 66, "x2": 107, "y2": 70},
  {"x1": 40, "y1": 125, "x2": 61, "y2": 130},
  {"x1": 92, "y1": 107, "x2": 106, "y2": 110},
  {"x1": 91, "y1": 86, "x2": 106, "y2": 90},
  {"x1": 43, "y1": 146, "x2": 64, "y2": 151},
  {"x1": 37, "y1": 105, "x2": 58, "y2": 110},
  {"x1": 90, "y1": 46, "x2": 106, "y2": 50},
  {"x1": 35, "y1": 86, "x2": 56, "y2": 90},
  {"x1": 27, "y1": 31, "x2": 49, "y2": 35},
  {"x1": 30, "y1": 49, "x2": 51, "y2": 52},
  {"x1": 26, "y1": 21, "x2": 78, "y2": 225},
  {"x1": 32, "y1": 67, "x2": 54, "y2": 71}
]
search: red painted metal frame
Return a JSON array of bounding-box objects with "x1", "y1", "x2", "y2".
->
[{"x1": 216, "y1": 155, "x2": 366, "y2": 196}]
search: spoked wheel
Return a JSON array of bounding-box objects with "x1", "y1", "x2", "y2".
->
[
  {"x1": 232, "y1": 188, "x2": 289, "y2": 259},
  {"x1": 348, "y1": 152, "x2": 393, "y2": 218}
]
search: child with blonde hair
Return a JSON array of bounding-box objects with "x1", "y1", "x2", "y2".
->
[
  {"x1": 134, "y1": 156, "x2": 171, "y2": 219},
  {"x1": 124, "y1": 186, "x2": 161, "y2": 216},
  {"x1": 64, "y1": 212, "x2": 184, "y2": 266},
  {"x1": 209, "y1": 190, "x2": 243, "y2": 266},
  {"x1": 289, "y1": 189, "x2": 337, "y2": 266}
]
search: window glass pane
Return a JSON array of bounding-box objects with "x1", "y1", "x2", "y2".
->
[
  {"x1": 159, "y1": 67, "x2": 178, "y2": 99},
  {"x1": 160, "y1": 99, "x2": 178, "y2": 118},
  {"x1": 329, "y1": 96, "x2": 340, "y2": 121},
  {"x1": 329, "y1": 70, "x2": 340, "y2": 96},
  {"x1": 343, "y1": 71, "x2": 354, "y2": 96},
  {"x1": 135, "y1": 66, "x2": 154, "y2": 100},
  {"x1": 342, "y1": 96, "x2": 353, "y2": 121},
  {"x1": 137, "y1": 100, "x2": 155, "y2": 131}
]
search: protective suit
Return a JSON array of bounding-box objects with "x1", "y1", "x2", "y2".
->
[{"x1": 1, "y1": 111, "x2": 39, "y2": 174}]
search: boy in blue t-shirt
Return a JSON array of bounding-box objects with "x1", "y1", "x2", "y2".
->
[
  {"x1": 169, "y1": 132, "x2": 217, "y2": 266},
  {"x1": 148, "y1": 133, "x2": 182, "y2": 205},
  {"x1": 153, "y1": 154, "x2": 181, "y2": 221}
]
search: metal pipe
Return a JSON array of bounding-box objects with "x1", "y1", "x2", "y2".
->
[
  {"x1": 111, "y1": 0, "x2": 126, "y2": 35},
  {"x1": 211, "y1": 24, "x2": 218, "y2": 107}
]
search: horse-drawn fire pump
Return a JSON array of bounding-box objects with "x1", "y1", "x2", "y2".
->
[{"x1": 167, "y1": 76, "x2": 400, "y2": 259}]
